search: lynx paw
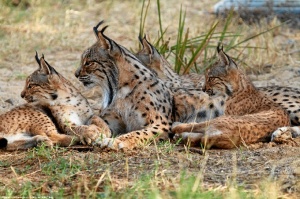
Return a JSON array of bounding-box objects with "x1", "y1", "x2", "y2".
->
[
  {"x1": 271, "y1": 127, "x2": 293, "y2": 143},
  {"x1": 79, "y1": 125, "x2": 106, "y2": 145},
  {"x1": 171, "y1": 122, "x2": 184, "y2": 134},
  {"x1": 35, "y1": 135, "x2": 53, "y2": 148},
  {"x1": 95, "y1": 138, "x2": 127, "y2": 151},
  {"x1": 174, "y1": 132, "x2": 202, "y2": 146}
]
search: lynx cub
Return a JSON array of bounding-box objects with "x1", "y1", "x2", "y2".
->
[
  {"x1": 0, "y1": 53, "x2": 111, "y2": 150},
  {"x1": 172, "y1": 45, "x2": 290, "y2": 149}
]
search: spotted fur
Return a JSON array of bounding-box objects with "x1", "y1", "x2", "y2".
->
[
  {"x1": 0, "y1": 54, "x2": 110, "y2": 150},
  {"x1": 136, "y1": 36, "x2": 300, "y2": 127},
  {"x1": 259, "y1": 86, "x2": 300, "y2": 125},
  {"x1": 169, "y1": 87, "x2": 224, "y2": 123},
  {"x1": 172, "y1": 45, "x2": 290, "y2": 149},
  {"x1": 136, "y1": 36, "x2": 204, "y2": 88},
  {"x1": 21, "y1": 53, "x2": 111, "y2": 145},
  {"x1": 136, "y1": 36, "x2": 225, "y2": 124},
  {"x1": 75, "y1": 21, "x2": 173, "y2": 150},
  {"x1": 0, "y1": 103, "x2": 74, "y2": 150}
]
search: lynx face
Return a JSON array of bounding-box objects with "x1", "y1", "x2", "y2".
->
[
  {"x1": 21, "y1": 55, "x2": 60, "y2": 105},
  {"x1": 75, "y1": 46, "x2": 119, "y2": 110},
  {"x1": 203, "y1": 46, "x2": 238, "y2": 97}
]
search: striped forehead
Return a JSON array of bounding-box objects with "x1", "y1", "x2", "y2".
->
[
  {"x1": 28, "y1": 71, "x2": 48, "y2": 84},
  {"x1": 82, "y1": 49, "x2": 91, "y2": 59},
  {"x1": 208, "y1": 63, "x2": 227, "y2": 77}
]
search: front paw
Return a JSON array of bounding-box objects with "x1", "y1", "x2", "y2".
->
[
  {"x1": 174, "y1": 132, "x2": 200, "y2": 146},
  {"x1": 271, "y1": 127, "x2": 292, "y2": 143},
  {"x1": 79, "y1": 125, "x2": 107, "y2": 145},
  {"x1": 171, "y1": 122, "x2": 185, "y2": 134},
  {"x1": 95, "y1": 138, "x2": 127, "y2": 151}
]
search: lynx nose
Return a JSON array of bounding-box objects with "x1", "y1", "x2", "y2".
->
[
  {"x1": 75, "y1": 68, "x2": 80, "y2": 78},
  {"x1": 206, "y1": 89, "x2": 213, "y2": 95},
  {"x1": 20, "y1": 91, "x2": 25, "y2": 98}
]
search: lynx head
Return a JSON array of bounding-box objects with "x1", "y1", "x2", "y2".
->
[
  {"x1": 75, "y1": 20, "x2": 119, "y2": 109},
  {"x1": 21, "y1": 52, "x2": 68, "y2": 105},
  {"x1": 136, "y1": 36, "x2": 175, "y2": 81},
  {"x1": 203, "y1": 45, "x2": 240, "y2": 97}
]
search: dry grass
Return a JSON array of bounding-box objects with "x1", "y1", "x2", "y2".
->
[
  {"x1": 0, "y1": 0, "x2": 300, "y2": 198},
  {"x1": 1, "y1": 142, "x2": 300, "y2": 198}
]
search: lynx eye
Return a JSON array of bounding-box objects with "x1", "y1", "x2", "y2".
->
[
  {"x1": 208, "y1": 77, "x2": 215, "y2": 82},
  {"x1": 85, "y1": 61, "x2": 93, "y2": 66}
]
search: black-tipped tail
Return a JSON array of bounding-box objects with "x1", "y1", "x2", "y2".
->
[{"x1": 0, "y1": 138, "x2": 8, "y2": 149}]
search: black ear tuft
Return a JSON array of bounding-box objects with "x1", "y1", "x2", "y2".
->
[
  {"x1": 217, "y1": 43, "x2": 223, "y2": 53},
  {"x1": 138, "y1": 35, "x2": 143, "y2": 45},
  {"x1": 93, "y1": 20, "x2": 105, "y2": 35},
  {"x1": 45, "y1": 60, "x2": 58, "y2": 74},
  {"x1": 100, "y1": 25, "x2": 109, "y2": 34},
  {"x1": 35, "y1": 51, "x2": 40, "y2": 66}
]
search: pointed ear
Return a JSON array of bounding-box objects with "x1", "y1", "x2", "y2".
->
[
  {"x1": 142, "y1": 36, "x2": 162, "y2": 62},
  {"x1": 93, "y1": 21, "x2": 121, "y2": 58},
  {"x1": 94, "y1": 22, "x2": 110, "y2": 49},
  {"x1": 139, "y1": 35, "x2": 153, "y2": 55},
  {"x1": 39, "y1": 54, "x2": 58, "y2": 75},
  {"x1": 40, "y1": 55, "x2": 51, "y2": 75},
  {"x1": 35, "y1": 52, "x2": 51, "y2": 75},
  {"x1": 217, "y1": 44, "x2": 237, "y2": 70},
  {"x1": 217, "y1": 44, "x2": 230, "y2": 66}
]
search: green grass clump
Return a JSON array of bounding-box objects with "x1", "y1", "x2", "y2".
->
[{"x1": 139, "y1": 0, "x2": 293, "y2": 75}]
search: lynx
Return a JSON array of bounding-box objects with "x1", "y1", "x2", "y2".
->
[
  {"x1": 136, "y1": 35, "x2": 203, "y2": 88},
  {"x1": 75, "y1": 21, "x2": 173, "y2": 150},
  {"x1": 171, "y1": 45, "x2": 290, "y2": 149},
  {"x1": 136, "y1": 36, "x2": 300, "y2": 126},
  {"x1": 0, "y1": 53, "x2": 111, "y2": 151}
]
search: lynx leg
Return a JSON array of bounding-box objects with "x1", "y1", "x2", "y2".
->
[
  {"x1": 171, "y1": 122, "x2": 207, "y2": 134},
  {"x1": 271, "y1": 126, "x2": 300, "y2": 143},
  {"x1": 3, "y1": 134, "x2": 53, "y2": 151},
  {"x1": 200, "y1": 127, "x2": 240, "y2": 149},
  {"x1": 87, "y1": 115, "x2": 112, "y2": 138},
  {"x1": 172, "y1": 122, "x2": 208, "y2": 147},
  {"x1": 48, "y1": 133, "x2": 79, "y2": 147},
  {"x1": 174, "y1": 132, "x2": 205, "y2": 147},
  {"x1": 172, "y1": 122, "x2": 240, "y2": 149},
  {"x1": 72, "y1": 125, "x2": 102, "y2": 145},
  {"x1": 97, "y1": 122, "x2": 171, "y2": 150}
]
